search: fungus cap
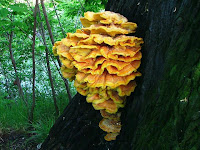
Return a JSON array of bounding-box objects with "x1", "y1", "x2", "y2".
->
[
  {"x1": 104, "y1": 133, "x2": 119, "y2": 141},
  {"x1": 53, "y1": 11, "x2": 143, "y2": 141},
  {"x1": 99, "y1": 118, "x2": 121, "y2": 133}
]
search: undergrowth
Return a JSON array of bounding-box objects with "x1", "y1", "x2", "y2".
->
[{"x1": 0, "y1": 90, "x2": 72, "y2": 145}]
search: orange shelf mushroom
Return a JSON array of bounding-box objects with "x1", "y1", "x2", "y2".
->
[{"x1": 53, "y1": 11, "x2": 143, "y2": 141}]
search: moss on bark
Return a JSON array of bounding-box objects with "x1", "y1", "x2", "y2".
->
[{"x1": 127, "y1": 1, "x2": 200, "y2": 149}]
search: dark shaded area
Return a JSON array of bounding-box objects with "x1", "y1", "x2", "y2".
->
[
  {"x1": 41, "y1": 0, "x2": 200, "y2": 149},
  {"x1": 0, "y1": 130, "x2": 37, "y2": 150},
  {"x1": 41, "y1": 94, "x2": 109, "y2": 150}
]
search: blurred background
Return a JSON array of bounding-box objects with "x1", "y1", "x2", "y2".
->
[{"x1": 0, "y1": 0, "x2": 107, "y2": 149}]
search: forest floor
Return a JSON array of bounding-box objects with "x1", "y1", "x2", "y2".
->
[{"x1": 0, "y1": 129, "x2": 39, "y2": 150}]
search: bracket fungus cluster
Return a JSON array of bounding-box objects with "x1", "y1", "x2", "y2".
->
[{"x1": 53, "y1": 11, "x2": 143, "y2": 141}]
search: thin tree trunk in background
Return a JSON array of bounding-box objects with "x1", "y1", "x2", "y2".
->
[
  {"x1": 78, "y1": 0, "x2": 85, "y2": 12},
  {"x1": 51, "y1": 0, "x2": 66, "y2": 37},
  {"x1": 8, "y1": 29, "x2": 27, "y2": 106},
  {"x1": 0, "y1": 62, "x2": 13, "y2": 100},
  {"x1": 38, "y1": 6, "x2": 59, "y2": 116},
  {"x1": 40, "y1": 0, "x2": 55, "y2": 45},
  {"x1": 23, "y1": 1, "x2": 64, "y2": 79},
  {"x1": 40, "y1": 0, "x2": 72, "y2": 101},
  {"x1": 37, "y1": 7, "x2": 72, "y2": 98},
  {"x1": 45, "y1": 43, "x2": 59, "y2": 116},
  {"x1": 29, "y1": 0, "x2": 38, "y2": 123}
]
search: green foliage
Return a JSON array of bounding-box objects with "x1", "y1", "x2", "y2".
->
[
  {"x1": 9, "y1": 3, "x2": 28, "y2": 15},
  {"x1": 0, "y1": 8, "x2": 9, "y2": 17},
  {"x1": 0, "y1": 0, "x2": 107, "y2": 146},
  {"x1": 28, "y1": 118, "x2": 55, "y2": 143},
  {"x1": 53, "y1": 0, "x2": 106, "y2": 18},
  {"x1": 0, "y1": 90, "x2": 69, "y2": 143},
  {"x1": 0, "y1": 97, "x2": 28, "y2": 130}
]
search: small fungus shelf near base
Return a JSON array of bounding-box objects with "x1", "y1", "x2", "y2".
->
[{"x1": 53, "y1": 11, "x2": 143, "y2": 141}]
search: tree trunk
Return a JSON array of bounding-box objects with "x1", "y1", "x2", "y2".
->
[
  {"x1": 41, "y1": 0, "x2": 200, "y2": 149},
  {"x1": 29, "y1": 0, "x2": 38, "y2": 123},
  {"x1": 40, "y1": 0, "x2": 72, "y2": 102},
  {"x1": 8, "y1": 29, "x2": 27, "y2": 106},
  {"x1": 38, "y1": 7, "x2": 59, "y2": 116}
]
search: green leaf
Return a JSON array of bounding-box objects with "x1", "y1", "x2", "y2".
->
[
  {"x1": 49, "y1": 3, "x2": 54, "y2": 8},
  {"x1": 0, "y1": 8, "x2": 9, "y2": 17},
  {"x1": 54, "y1": 0, "x2": 63, "y2": 3},
  {"x1": 9, "y1": 3, "x2": 28, "y2": 15},
  {"x1": 14, "y1": 21, "x2": 28, "y2": 30},
  {"x1": 0, "y1": 19, "x2": 10, "y2": 26},
  {"x1": 38, "y1": 45, "x2": 46, "y2": 51},
  {"x1": 0, "y1": 0, "x2": 14, "y2": 7}
]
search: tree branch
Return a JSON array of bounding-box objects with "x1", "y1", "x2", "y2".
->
[
  {"x1": 51, "y1": 0, "x2": 66, "y2": 38},
  {"x1": 40, "y1": 0, "x2": 55, "y2": 45},
  {"x1": 78, "y1": 0, "x2": 85, "y2": 12}
]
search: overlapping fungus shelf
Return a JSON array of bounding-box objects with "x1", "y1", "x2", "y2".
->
[{"x1": 53, "y1": 11, "x2": 143, "y2": 141}]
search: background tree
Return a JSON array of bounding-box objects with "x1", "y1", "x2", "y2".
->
[
  {"x1": 29, "y1": 0, "x2": 39, "y2": 123},
  {"x1": 8, "y1": 22, "x2": 27, "y2": 106},
  {"x1": 41, "y1": 0, "x2": 200, "y2": 149},
  {"x1": 40, "y1": 0, "x2": 72, "y2": 101}
]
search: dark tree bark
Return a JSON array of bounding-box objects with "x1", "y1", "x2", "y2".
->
[{"x1": 41, "y1": 0, "x2": 200, "y2": 149}]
